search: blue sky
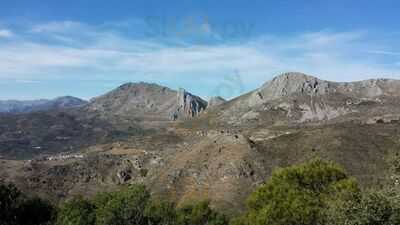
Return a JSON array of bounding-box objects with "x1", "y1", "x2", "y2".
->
[{"x1": 0, "y1": 0, "x2": 400, "y2": 100}]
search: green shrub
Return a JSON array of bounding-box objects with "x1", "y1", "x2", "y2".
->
[
  {"x1": 176, "y1": 201, "x2": 228, "y2": 225},
  {"x1": 56, "y1": 196, "x2": 95, "y2": 225},
  {"x1": 233, "y1": 159, "x2": 359, "y2": 225},
  {"x1": 94, "y1": 185, "x2": 150, "y2": 225},
  {"x1": 390, "y1": 153, "x2": 400, "y2": 190},
  {"x1": 144, "y1": 199, "x2": 177, "y2": 225},
  {"x1": 327, "y1": 191, "x2": 400, "y2": 225}
]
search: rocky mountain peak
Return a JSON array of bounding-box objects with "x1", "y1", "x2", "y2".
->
[
  {"x1": 118, "y1": 81, "x2": 165, "y2": 89},
  {"x1": 87, "y1": 83, "x2": 207, "y2": 121},
  {"x1": 257, "y1": 72, "x2": 330, "y2": 101},
  {"x1": 114, "y1": 82, "x2": 173, "y2": 96}
]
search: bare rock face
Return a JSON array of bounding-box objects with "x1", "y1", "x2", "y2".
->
[
  {"x1": 172, "y1": 89, "x2": 207, "y2": 120},
  {"x1": 256, "y1": 72, "x2": 330, "y2": 101},
  {"x1": 208, "y1": 96, "x2": 227, "y2": 108}
]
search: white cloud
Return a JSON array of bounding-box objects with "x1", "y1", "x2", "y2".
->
[
  {"x1": 298, "y1": 30, "x2": 365, "y2": 48},
  {"x1": 14, "y1": 79, "x2": 42, "y2": 84},
  {"x1": 366, "y1": 50, "x2": 400, "y2": 56},
  {"x1": 0, "y1": 21, "x2": 399, "y2": 97},
  {"x1": 31, "y1": 21, "x2": 85, "y2": 33},
  {"x1": 0, "y1": 29, "x2": 14, "y2": 38}
]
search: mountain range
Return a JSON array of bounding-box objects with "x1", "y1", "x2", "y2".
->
[
  {"x1": 1, "y1": 72, "x2": 399, "y2": 214},
  {"x1": 0, "y1": 96, "x2": 87, "y2": 113}
]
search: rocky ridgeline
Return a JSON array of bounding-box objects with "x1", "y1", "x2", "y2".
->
[
  {"x1": 215, "y1": 72, "x2": 400, "y2": 124},
  {"x1": 255, "y1": 72, "x2": 400, "y2": 102},
  {"x1": 82, "y1": 73, "x2": 400, "y2": 125}
]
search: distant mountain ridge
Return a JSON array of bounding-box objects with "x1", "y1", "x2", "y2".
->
[
  {"x1": 0, "y1": 96, "x2": 87, "y2": 113},
  {"x1": 2, "y1": 73, "x2": 400, "y2": 123}
]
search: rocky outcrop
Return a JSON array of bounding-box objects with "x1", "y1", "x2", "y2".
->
[
  {"x1": 172, "y1": 89, "x2": 207, "y2": 120},
  {"x1": 366, "y1": 115, "x2": 400, "y2": 124},
  {"x1": 86, "y1": 82, "x2": 207, "y2": 122},
  {"x1": 256, "y1": 72, "x2": 330, "y2": 101}
]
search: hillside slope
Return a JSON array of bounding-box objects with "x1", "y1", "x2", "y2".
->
[{"x1": 1, "y1": 72, "x2": 400, "y2": 214}]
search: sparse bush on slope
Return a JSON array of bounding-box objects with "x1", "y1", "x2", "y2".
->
[
  {"x1": 231, "y1": 159, "x2": 360, "y2": 225},
  {"x1": 56, "y1": 196, "x2": 95, "y2": 225},
  {"x1": 326, "y1": 190, "x2": 400, "y2": 225},
  {"x1": 175, "y1": 201, "x2": 228, "y2": 225},
  {"x1": 94, "y1": 185, "x2": 150, "y2": 225}
]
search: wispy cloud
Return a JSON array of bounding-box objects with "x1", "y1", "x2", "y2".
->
[
  {"x1": 14, "y1": 79, "x2": 42, "y2": 84},
  {"x1": 366, "y1": 50, "x2": 400, "y2": 56},
  {"x1": 30, "y1": 21, "x2": 85, "y2": 33},
  {"x1": 0, "y1": 20, "x2": 399, "y2": 99},
  {"x1": 297, "y1": 30, "x2": 366, "y2": 48}
]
